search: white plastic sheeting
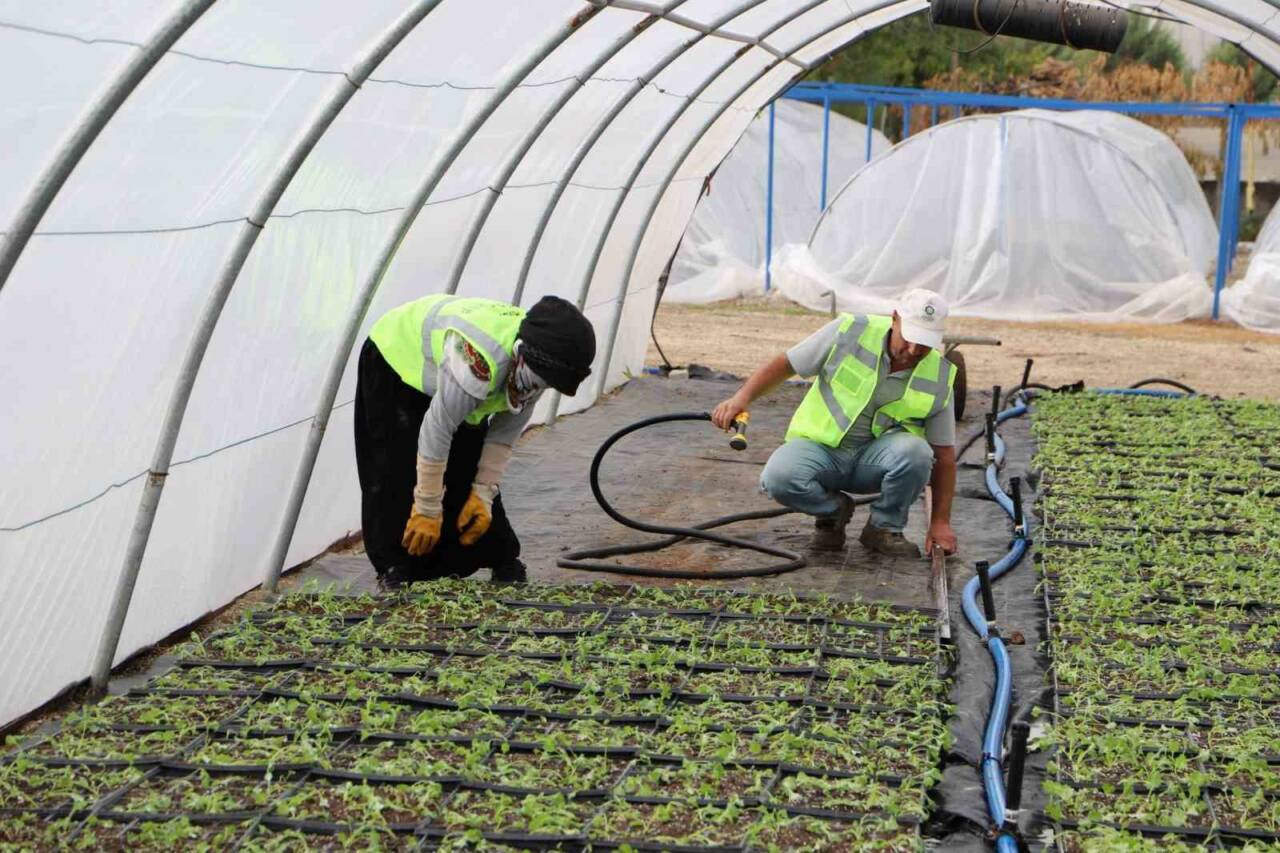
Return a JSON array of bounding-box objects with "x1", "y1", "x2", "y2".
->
[
  {"x1": 773, "y1": 110, "x2": 1219, "y2": 323},
  {"x1": 0, "y1": 0, "x2": 1277, "y2": 729},
  {"x1": 1224, "y1": 207, "x2": 1280, "y2": 334},
  {"x1": 663, "y1": 99, "x2": 889, "y2": 303},
  {"x1": 0, "y1": 0, "x2": 937, "y2": 728}
]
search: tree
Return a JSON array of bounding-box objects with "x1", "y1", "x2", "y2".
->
[
  {"x1": 811, "y1": 9, "x2": 1188, "y2": 91},
  {"x1": 1205, "y1": 42, "x2": 1276, "y2": 103},
  {"x1": 810, "y1": 10, "x2": 1053, "y2": 90},
  {"x1": 1103, "y1": 14, "x2": 1185, "y2": 72}
]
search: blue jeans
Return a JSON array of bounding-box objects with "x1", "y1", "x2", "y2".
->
[{"x1": 760, "y1": 432, "x2": 934, "y2": 532}]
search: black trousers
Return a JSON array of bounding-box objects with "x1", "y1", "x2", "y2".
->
[{"x1": 354, "y1": 338, "x2": 520, "y2": 580}]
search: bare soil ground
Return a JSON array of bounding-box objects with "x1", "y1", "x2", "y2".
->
[{"x1": 647, "y1": 299, "x2": 1280, "y2": 401}]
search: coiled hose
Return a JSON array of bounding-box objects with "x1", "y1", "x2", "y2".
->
[{"x1": 556, "y1": 412, "x2": 875, "y2": 579}]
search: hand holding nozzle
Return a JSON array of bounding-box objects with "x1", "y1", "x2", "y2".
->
[{"x1": 729, "y1": 412, "x2": 750, "y2": 451}]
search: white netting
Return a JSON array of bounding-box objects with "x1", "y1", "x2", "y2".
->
[
  {"x1": 662, "y1": 99, "x2": 890, "y2": 304},
  {"x1": 772, "y1": 109, "x2": 1219, "y2": 323}
]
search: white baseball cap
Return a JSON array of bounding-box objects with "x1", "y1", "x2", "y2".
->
[{"x1": 895, "y1": 288, "x2": 948, "y2": 350}]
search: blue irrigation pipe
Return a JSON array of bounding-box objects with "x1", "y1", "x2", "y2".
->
[
  {"x1": 765, "y1": 101, "x2": 776, "y2": 293},
  {"x1": 1093, "y1": 388, "x2": 1189, "y2": 398},
  {"x1": 820, "y1": 92, "x2": 831, "y2": 211},
  {"x1": 967, "y1": 387, "x2": 1188, "y2": 845},
  {"x1": 960, "y1": 402, "x2": 1031, "y2": 849}
]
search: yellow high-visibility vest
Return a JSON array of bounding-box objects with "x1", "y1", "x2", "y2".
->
[
  {"x1": 369, "y1": 294, "x2": 525, "y2": 425},
  {"x1": 786, "y1": 313, "x2": 954, "y2": 447}
]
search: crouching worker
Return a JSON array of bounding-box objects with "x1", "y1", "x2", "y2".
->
[
  {"x1": 355, "y1": 294, "x2": 595, "y2": 585},
  {"x1": 711, "y1": 289, "x2": 958, "y2": 558}
]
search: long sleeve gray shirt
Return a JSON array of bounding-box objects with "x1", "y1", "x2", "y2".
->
[{"x1": 418, "y1": 331, "x2": 539, "y2": 460}]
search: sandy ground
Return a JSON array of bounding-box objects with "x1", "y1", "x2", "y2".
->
[{"x1": 647, "y1": 299, "x2": 1280, "y2": 401}]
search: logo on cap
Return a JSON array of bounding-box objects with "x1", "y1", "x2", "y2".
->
[{"x1": 924, "y1": 304, "x2": 936, "y2": 317}]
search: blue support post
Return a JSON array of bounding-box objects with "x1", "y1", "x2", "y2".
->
[
  {"x1": 765, "y1": 100, "x2": 776, "y2": 293},
  {"x1": 901, "y1": 100, "x2": 911, "y2": 141},
  {"x1": 820, "y1": 92, "x2": 831, "y2": 210},
  {"x1": 931, "y1": 103, "x2": 939, "y2": 127},
  {"x1": 865, "y1": 97, "x2": 875, "y2": 162},
  {"x1": 1214, "y1": 107, "x2": 1246, "y2": 320}
]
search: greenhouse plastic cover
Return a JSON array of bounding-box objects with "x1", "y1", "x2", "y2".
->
[
  {"x1": 771, "y1": 109, "x2": 1220, "y2": 323},
  {"x1": 0, "y1": 0, "x2": 950, "y2": 729},
  {"x1": 0, "y1": 0, "x2": 1278, "y2": 729},
  {"x1": 1224, "y1": 206, "x2": 1280, "y2": 334},
  {"x1": 663, "y1": 99, "x2": 889, "y2": 303}
]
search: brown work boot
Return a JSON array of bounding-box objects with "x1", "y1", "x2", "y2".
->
[
  {"x1": 859, "y1": 521, "x2": 922, "y2": 558},
  {"x1": 810, "y1": 493, "x2": 855, "y2": 551}
]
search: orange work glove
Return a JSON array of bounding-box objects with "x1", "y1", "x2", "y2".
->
[
  {"x1": 457, "y1": 487, "x2": 494, "y2": 546},
  {"x1": 402, "y1": 509, "x2": 442, "y2": 556}
]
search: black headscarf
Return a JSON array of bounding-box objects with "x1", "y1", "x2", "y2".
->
[{"x1": 517, "y1": 296, "x2": 596, "y2": 396}]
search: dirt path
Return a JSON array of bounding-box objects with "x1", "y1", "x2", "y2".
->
[{"x1": 647, "y1": 300, "x2": 1280, "y2": 401}]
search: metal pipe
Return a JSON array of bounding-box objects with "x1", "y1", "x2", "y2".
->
[
  {"x1": 586, "y1": 0, "x2": 808, "y2": 66},
  {"x1": 263, "y1": 3, "x2": 609, "y2": 593},
  {"x1": 865, "y1": 98, "x2": 874, "y2": 162},
  {"x1": 0, "y1": 0, "x2": 217, "y2": 296},
  {"x1": 537, "y1": 0, "x2": 850, "y2": 423},
  {"x1": 87, "y1": 0, "x2": 449, "y2": 686},
  {"x1": 942, "y1": 334, "x2": 1001, "y2": 346},
  {"x1": 441, "y1": 3, "x2": 698, "y2": 298},
  {"x1": 1006, "y1": 719, "x2": 1031, "y2": 813},
  {"x1": 765, "y1": 100, "x2": 776, "y2": 292},
  {"x1": 1214, "y1": 106, "x2": 1246, "y2": 320},
  {"x1": 588, "y1": 1, "x2": 922, "y2": 405},
  {"x1": 1010, "y1": 475, "x2": 1024, "y2": 533},
  {"x1": 976, "y1": 559, "x2": 996, "y2": 625},
  {"x1": 820, "y1": 91, "x2": 831, "y2": 210},
  {"x1": 511, "y1": 0, "x2": 827, "y2": 307}
]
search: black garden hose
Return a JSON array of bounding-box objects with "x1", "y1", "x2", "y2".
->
[
  {"x1": 557, "y1": 412, "x2": 875, "y2": 579},
  {"x1": 1128, "y1": 377, "x2": 1200, "y2": 395}
]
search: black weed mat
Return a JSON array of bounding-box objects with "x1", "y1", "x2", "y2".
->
[
  {"x1": 1, "y1": 583, "x2": 952, "y2": 850},
  {"x1": 1032, "y1": 394, "x2": 1280, "y2": 851},
  {"x1": 932, "y1": 402, "x2": 1051, "y2": 851}
]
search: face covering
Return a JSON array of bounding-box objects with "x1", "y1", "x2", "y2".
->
[{"x1": 507, "y1": 344, "x2": 549, "y2": 412}]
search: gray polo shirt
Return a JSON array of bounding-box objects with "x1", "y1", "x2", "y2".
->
[{"x1": 786, "y1": 319, "x2": 955, "y2": 448}]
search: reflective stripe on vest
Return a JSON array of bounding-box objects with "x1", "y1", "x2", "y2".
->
[
  {"x1": 369, "y1": 294, "x2": 525, "y2": 424},
  {"x1": 785, "y1": 314, "x2": 955, "y2": 446}
]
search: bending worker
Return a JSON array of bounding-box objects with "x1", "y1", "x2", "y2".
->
[
  {"x1": 712, "y1": 289, "x2": 958, "y2": 558},
  {"x1": 355, "y1": 294, "x2": 595, "y2": 585}
]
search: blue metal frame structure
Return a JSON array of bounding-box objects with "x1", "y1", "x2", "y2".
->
[{"x1": 755, "y1": 81, "x2": 1280, "y2": 320}]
